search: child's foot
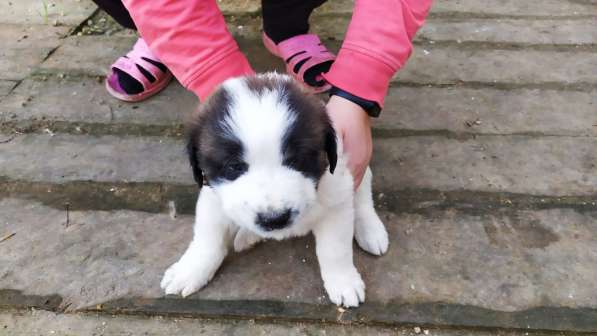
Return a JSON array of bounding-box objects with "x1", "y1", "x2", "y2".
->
[
  {"x1": 262, "y1": 33, "x2": 335, "y2": 93},
  {"x1": 105, "y1": 38, "x2": 172, "y2": 102}
]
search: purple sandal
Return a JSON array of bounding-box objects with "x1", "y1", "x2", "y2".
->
[
  {"x1": 105, "y1": 38, "x2": 173, "y2": 102},
  {"x1": 263, "y1": 33, "x2": 335, "y2": 93}
]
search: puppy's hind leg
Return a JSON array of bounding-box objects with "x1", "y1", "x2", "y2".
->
[
  {"x1": 234, "y1": 228, "x2": 263, "y2": 252},
  {"x1": 161, "y1": 187, "x2": 232, "y2": 297},
  {"x1": 354, "y1": 167, "x2": 389, "y2": 256}
]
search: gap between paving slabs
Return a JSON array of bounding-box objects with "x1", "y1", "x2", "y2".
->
[
  {"x1": 1, "y1": 178, "x2": 596, "y2": 216},
  {"x1": 11, "y1": 309, "x2": 584, "y2": 336}
]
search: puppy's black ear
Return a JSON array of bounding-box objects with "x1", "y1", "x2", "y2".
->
[
  {"x1": 186, "y1": 123, "x2": 203, "y2": 187},
  {"x1": 324, "y1": 122, "x2": 338, "y2": 174}
]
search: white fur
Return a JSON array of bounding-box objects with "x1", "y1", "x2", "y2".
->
[{"x1": 161, "y1": 74, "x2": 389, "y2": 307}]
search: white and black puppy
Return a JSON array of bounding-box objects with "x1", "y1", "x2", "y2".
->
[{"x1": 161, "y1": 73, "x2": 388, "y2": 307}]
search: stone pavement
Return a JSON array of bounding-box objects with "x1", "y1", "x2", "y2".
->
[{"x1": 0, "y1": 0, "x2": 596, "y2": 334}]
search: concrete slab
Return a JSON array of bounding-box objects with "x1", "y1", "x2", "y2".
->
[
  {"x1": 396, "y1": 47, "x2": 597, "y2": 85},
  {"x1": 418, "y1": 19, "x2": 597, "y2": 45},
  {"x1": 3, "y1": 77, "x2": 595, "y2": 137},
  {"x1": 38, "y1": 36, "x2": 596, "y2": 87},
  {"x1": 37, "y1": 36, "x2": 283, "y2": 77},
  {"x1": 371, "y1": 136, "x2": 597, "y2": 196},
  {"x1": 230, "y1": 15, "x2": 597, "y2": 45},
  {"x1": 377, "y1": 87, "x2": 597, "y2": 137},
  {"x1": 1, "y1": 199, "x2": 596, "y2": 328},
  {"x1": 220, "y1": 0, "x2": 597, "y2": 17},
  {"x1": 0, "y1": 0, "x2": 97, "y2": 26},
  {"x1": 1, "y1": 133, "x2": 595, "y2": 196},
  {"x1": 0, "y1": 77, "x2": 196, "y2": 125},
  {"x1": 0, "y1": 133, "x2": 194, "y2": 184},
  {"x1": 37, "y1": 36, "x2": 136, "y2": 77},
  {"x1": 430, "y1": 0, "x2": 597, "y2": 17},
  {"x1": 0, "y1": 24, "x2": 69, "y2": 81}
]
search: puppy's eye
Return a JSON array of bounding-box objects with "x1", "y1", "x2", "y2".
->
[{"x1": 221, "y1": 160, "x2": 248, "y2": 181}]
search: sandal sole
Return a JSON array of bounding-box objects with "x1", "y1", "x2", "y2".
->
[{"x1": 105, "y1": 71, "x2": 174, "y2": 103}]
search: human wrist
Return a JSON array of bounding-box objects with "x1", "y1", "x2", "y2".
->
[{"x1": 329, "y1": 86, "x2": 381, "y2": 118}]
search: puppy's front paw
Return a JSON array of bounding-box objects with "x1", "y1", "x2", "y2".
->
[
  {"x1": 160, "y1": 253, "x2": 220, "y2": 297},
  {"x1": 234, "y1": 228, "x2": 263, "y2": 252},
  {"x1": 355, "y1": 211, "x2": 389, "y2": 256},
  {"x1": 322, "y1": 267, "x2": 365, "y2": 307}
]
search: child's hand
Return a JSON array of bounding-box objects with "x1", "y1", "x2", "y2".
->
[{"x1": 326, "y1": 95, "x2": 372, "y2": 189}]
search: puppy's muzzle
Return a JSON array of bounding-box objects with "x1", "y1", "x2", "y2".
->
[{"x1": 256, "y1": 209, "x2": 293, "y2": 231}]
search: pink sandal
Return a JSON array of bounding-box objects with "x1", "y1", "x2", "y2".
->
[
  {"x1": 263, "y1": 33, "x2": 335, "y2": 93},
  {"x1": 105, "y1": 38, "x2": 173, "y2": 102}
]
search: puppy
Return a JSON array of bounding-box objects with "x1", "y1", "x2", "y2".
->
[{"x1": 161, "y1": 73, "x2": 389, "y2": 307}]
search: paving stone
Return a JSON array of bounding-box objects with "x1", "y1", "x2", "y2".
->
[
  {"x1": 0, "y1": 24, "x2": 69, "y2": 81},
  {"x1": 1, "y1": 198, "x2": 596, "y2": 314},
  {"x1": 376, "y1": 87, "x2": 597, "y2": 137},
  {"x1": 219, "y1": 0, "x2": 597, "y2": 17},
  {"x1": 0, "y1": 77, "x2": 196, "y2": 125},
  {"x1": 37, "y1": 35, "x2": 283, "y2": 78},
  {"x1": 38, "y1": 36, "x2": 596, "y2": 87},
  {"x1": 371, "y1": 136, "x2": 597, "y2": 196},
  {"x1": 0, "y1": 133, "x2": 194, "y2": 184},
  {"x1": 1, "y1": 133, "x2": 595, "y2": 196},
  {"x1": 396, "y1": 47, "x2": 597, "y2": 85},
  {"x1": 38, "y1": 36, "x2": 136, "y2": 77},
  {"x1": 3, "y1": 77, "x2": 596, "y2": 138},
  {"x1": 0, "y1": 0, "x2": 97, "y2": 26},
  {"x1": 231, "y1": 15, "x2": 597, "y2": 45},
  {"x1": 430, "y1": 0, "x2": 597, "y2": 17},
  {"x1": 418, "y1": 19, "x2": 597, "y2": 45}
]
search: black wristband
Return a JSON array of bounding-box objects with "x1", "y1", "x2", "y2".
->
[{"x1": 329, "y1": 86, "x2": 381, "y2": 118}]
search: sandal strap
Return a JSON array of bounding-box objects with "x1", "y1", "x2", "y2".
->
[
  {"x1": 290, "y1": 48, "x2": 335, "y2": 82},
  {"x1": 111, "y1": 39, "x2": 165, "y2": 90},
  {"x1": 262, "y1": 33, "x2": 335, "y2": 86},
  {"x1": 111, "y1": 57, "x2": 151, "y2": 90}
]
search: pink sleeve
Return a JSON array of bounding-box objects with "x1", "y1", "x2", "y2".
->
[
  {"x1": 122, "y1": 0, "x2": 254, "y2": 101},
  {"x1": 323, "y1": 0, "x2": 432, "y2": 108}
]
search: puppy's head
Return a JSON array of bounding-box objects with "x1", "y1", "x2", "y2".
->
[{"x1": 187, "y1": 73, "x2": 337, "y2": 238}]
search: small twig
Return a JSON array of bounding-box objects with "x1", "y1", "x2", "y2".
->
[
  {"x1": 0, "y1": 233, "x2": 16, "y2": 243},
  {"x1": 37, "y1": 0, "x2": 49, "y2": 24}
]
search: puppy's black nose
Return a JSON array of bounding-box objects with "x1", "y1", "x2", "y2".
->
[{"x1": 256, "y1": 209, "x2": 292, "y2": 231}]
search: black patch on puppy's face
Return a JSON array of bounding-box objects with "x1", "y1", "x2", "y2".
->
[
  {"x1": 279, "y1": 81, "x2": 337, "y2": 181},
  {"x1": 187, "y1": 88, "x2": 247, "y2": 186}
]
